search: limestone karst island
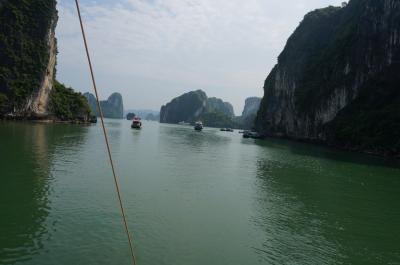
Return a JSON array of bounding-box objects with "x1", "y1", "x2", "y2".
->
[{"x1": 0, "y1": 1, "x2": 399, "y2": 265}]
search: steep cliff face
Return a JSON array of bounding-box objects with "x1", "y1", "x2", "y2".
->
[
  {"x1": 256, "y1": 0, "x2": 400, "y2": 155},
  {"x1": 242, "y1": 97, "x2": 261, "y2": 118},
  {"x1": 28, "y1": 17, "x2": 57, "y2": 115},
  {"x1": 0, "y1": 0, "x2": 58, "y2": 116},
  {"x1": 84, "y1": 92, "x2": 124, "y2": 119}
]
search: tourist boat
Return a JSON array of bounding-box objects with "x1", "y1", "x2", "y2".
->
[
  {"x1": 243, "y1": 130, "x2": 261, "y2": 139},
  {"x1": 131, "y1": 117, "x2": 142, "y2": 129},
  {"x1": 194, "y1": 121, "x2": 203, "y2": 131}
]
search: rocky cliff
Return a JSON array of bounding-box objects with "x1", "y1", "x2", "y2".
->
[
  {"x1": 160, "y1": 90, "x2": 237, "y2": 127},
  {"x1": 255, "y1": 0, "x2": 400, "y2": 156},
  {"x1": 0, "y1": 0, "x2": 90, "y2": 121},
  {"x1": 240, "y1": 97, "x2": 261, "y2": 129},
  {"x1": 84, "y1": 92, "x2": 124, "y2": 119},
  {"x1": 0, "y1": 0, "x2": 58, "y2": 115},
  {"x1": 242, "y1": 97, "x2": 261, "y2": 118}
]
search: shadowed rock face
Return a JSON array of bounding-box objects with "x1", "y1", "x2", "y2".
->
[
  {"x1": 256, "y1": 0, "x2": 400, "y2": 155},
  {"x1": 84, "y1": 92, "x2": 124, "y2": 119}
]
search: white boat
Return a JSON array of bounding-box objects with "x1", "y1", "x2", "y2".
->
[{"x1": 194, "y1": 121, "x2": 203, "y2": 131}]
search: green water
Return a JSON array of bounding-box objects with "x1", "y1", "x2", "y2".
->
[{"x1": 0, "y1": 120, "x2": 399, "y2": 265}]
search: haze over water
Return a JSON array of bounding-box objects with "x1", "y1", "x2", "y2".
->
[{"x1": 0, "y1": 120, "x2": 399, "y2": 265}]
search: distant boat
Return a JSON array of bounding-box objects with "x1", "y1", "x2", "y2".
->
[
  {"x1": 220, "y1": 128, "x2": 233, "y2": 132},
  {"x1": 131, "y1": 117, "x2": 142, "y2": 129},
  {"x1": 178, "y1": 121, "x2": 191, "y2": 126},
  {"x1": 194, "y1": 121, "x2": 203, "y2": 131}
]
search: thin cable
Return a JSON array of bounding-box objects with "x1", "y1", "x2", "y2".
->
[{"x1": 74, "y1": 1, "x2": 137, "y2": 264}]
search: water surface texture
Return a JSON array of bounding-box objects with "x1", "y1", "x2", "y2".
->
[{"x1": 0, "y1": 120, "x2": 399, "y2": 265}]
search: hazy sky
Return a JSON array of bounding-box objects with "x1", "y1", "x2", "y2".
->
[{"x1": 56, "y1": 0, "x2": 344, "y2": 114}]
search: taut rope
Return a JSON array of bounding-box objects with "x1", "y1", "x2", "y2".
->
[{"x1": 74, "y1": 1, "x2": 137, "y2": 264}]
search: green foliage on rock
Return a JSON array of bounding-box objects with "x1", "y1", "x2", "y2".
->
[
  {"x1": 0, "y1": 0, "x2": 57, "y2": 111},
  {"x1": 49, "y1": 81, "x2": 91, "y2": 121}
]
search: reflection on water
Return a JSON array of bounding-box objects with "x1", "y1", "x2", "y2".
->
[
  {"x1": 253, "y1": 140, "x2": 400, "y2": 265},
  {"x1": 0, "y1": 122, "x2": 88, "y2": 264}
]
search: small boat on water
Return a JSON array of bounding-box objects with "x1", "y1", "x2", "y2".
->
[
  {"x1": 194, "y1": 121, "x2": 203, "y2": 131},
  {"x1": 131, "y1": 117, "x2": 142, "y2": 129},
  {"x1": 220, "y1": 128, "x2": 234, "y2": 132},
  {"x1": 243, "y1": 130, "x2": 261, "y2": 139}
]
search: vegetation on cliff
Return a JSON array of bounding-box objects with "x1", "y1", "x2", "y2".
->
[
  {"x1": 0, "y1": 0, "x2": 57, "y2": 112},
  {"x1": 0, "y1": 0, "x2": 92, "y2": 122},
  {"x1": 49, "y1": 81, "x2": 91, "y2": 121}
]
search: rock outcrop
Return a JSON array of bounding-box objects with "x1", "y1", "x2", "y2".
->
[
  {"x1": 160, "y1": 90, "x2": 208, "y2": 124},
  {"x1": 84, "y1": 92, "x2": 124, "y2": 119},
  {"x1": 255, "y1": 0, "x2": 400, "y2": 156},
  {"x1": 160, "y1": 90, "x2": 237, "y2": 127}
]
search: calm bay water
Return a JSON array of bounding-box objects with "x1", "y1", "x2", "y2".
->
[{"x1": 0, "y1": 120, "x2": 399, "y2": 265}]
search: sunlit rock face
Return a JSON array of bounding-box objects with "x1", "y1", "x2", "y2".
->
[{"x1": 256, "y1": 0, "x2": 400, "y2": 155}]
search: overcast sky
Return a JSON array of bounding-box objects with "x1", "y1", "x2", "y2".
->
[{"x1": 56, "y1": 0, "x2": 344, "y2": 114}]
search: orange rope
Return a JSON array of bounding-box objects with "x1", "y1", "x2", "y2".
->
[{"x1": 74, "y1": 1, "x2": 137, "y2": 264}]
